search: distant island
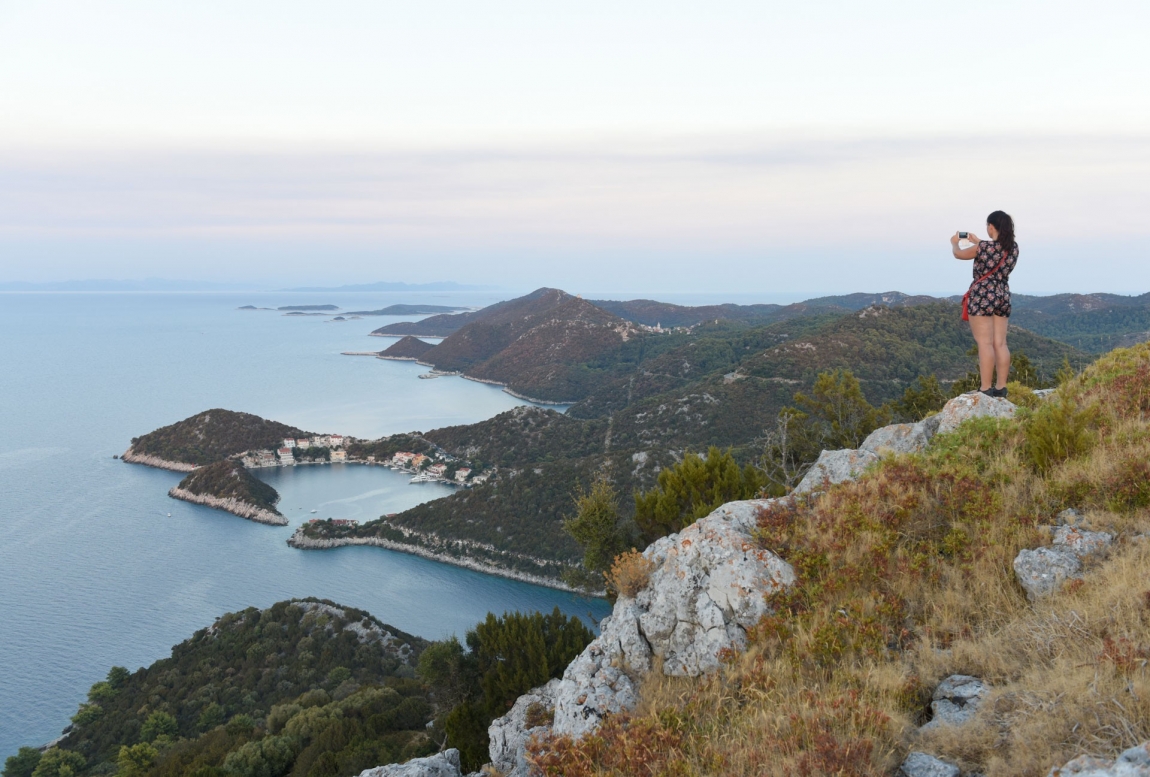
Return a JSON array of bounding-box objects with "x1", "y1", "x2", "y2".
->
[
  {"x1": 347, "y1": 303, "x2": 472, "y2": 316},
  {"x1": 278, "y1": 304, "x2": 339, "y2": 311},
  {"x1": 280, "y1": 281, "x2": 494, "y2": 292}
]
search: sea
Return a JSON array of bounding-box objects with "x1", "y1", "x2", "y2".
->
[{"x1": 0, "y1": 291, "x2": 615, "y2": 759}]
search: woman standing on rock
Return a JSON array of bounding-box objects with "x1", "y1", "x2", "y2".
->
[{"x1": 951, "y1": 210, "x2": 1019, "y2": 398}]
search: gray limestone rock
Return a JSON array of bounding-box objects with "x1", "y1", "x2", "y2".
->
[
  {"x1": 1013, "y1": 547, "x2": 1083, "y2": 600},
  {"x1": 1046, "y1": 741, "x2": 1150, "y2": 776},
  {"x1": 488, "y1": 679, "x2": 560, "y2": 777},
  {"x1": 920, "y1": 675, "x2": 989, "y2": 730},
  {"x1": 936, "y1": 393, "x2": 1016, "y2": 436},
  {"x1": 1057, "y1": 508, "x2": 1088, "y2": 528},
  {"x1": 548, "y1": 499, "x2": 794, "y2": 740},
  {"x1": 1053, "y1": 525, "x2": 1113, "y2": 559},
  {"x1": 357, "y1": 749, "x2": 461, "y2": 777},
  {"x1": 900, "y1": 751, "x2": 961, "y2": 777},
  {"x1": 861, "y1": 419, "x2": 937, "y2": 456},
  {"x1": 793, "y1": 448, "x2": 879, "y2": 495}
]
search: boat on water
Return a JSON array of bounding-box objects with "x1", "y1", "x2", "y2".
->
[
  {"x1": 409, "y1": 473, "x2": 432, "y2": 483},
  {"x1": 310, "y1": 509, "x2": 317, "y2": 513}
]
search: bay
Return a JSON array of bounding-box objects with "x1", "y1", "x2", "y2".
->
[{"x1": 0, "y1": 292, "x2": 607, "y2": 759}]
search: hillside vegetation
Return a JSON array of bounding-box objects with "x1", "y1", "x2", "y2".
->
[
  {"x1": 43, "y1": 599, "x2": 432, "y2": 777},
  {"x1": 326, "y1": 303, "x2": 1091, "y2": 585},
  {"x1": 377, "y1": 336, "x2": 435, "y2": 360},
  {"x1": 130, "y1": 410, "x2": 309, "y2": 466},
  {"x1": 530, "y1": 343, "x2": 1150, "y2": 777}
]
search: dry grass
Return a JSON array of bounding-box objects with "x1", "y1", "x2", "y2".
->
[
  {"x1": 604, "y1": 549, "x2": 656, "y2": 599},
  {"x1": 528, "y1": 343, "x2": 1150, "y2": 777}
]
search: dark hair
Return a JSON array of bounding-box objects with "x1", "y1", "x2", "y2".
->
[{"x1": 987, "y1": 210, "x2": 1016, "y2": 256}]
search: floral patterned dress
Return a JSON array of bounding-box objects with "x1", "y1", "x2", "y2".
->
[{"x1": 967, "y1": 240, "x2": 1019, "y2": 317}]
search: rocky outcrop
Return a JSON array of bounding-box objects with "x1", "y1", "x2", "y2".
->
[
  {"x1": 547, "y1": 499, "x2": 794, "y2": 739},
  {"x1": 1014, "y1": 510, "x2": 1114, "y2": 600},
  {"x1": 793, "y1": 448, "x2": 879, "y2": 495},
  {"x1": 488, "y1": 679, "x2": 560, "y2": 777},
  {"x1": 1047, "y1": 741, "x2": 1150, "y2": 776},
  {"x1": 861, "y1": 415, "x2": 940, "y2": 456},
  {"x1": 121, "y1": 447, "x2": 197, "y2": 472},
  {"x1": 168, "y1": 487, "x2": 287, "y2": 526},
  {"x1": 936, "y1": 392, "x2": 1016, "y2": 435},
  {"x1": 899, "y1": 752, "x2": 960, "y2": 777},
  {"x1": 920, "y1": 675, "x2": 989, "y2": 731},
  {"x1": 357, "y1": 749, "x2": 462, "y2": 777}
]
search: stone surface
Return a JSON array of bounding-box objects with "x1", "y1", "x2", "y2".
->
[
  {"x1": 793, "y1": 448, "x2": 879, "y2": 495},
  {"x1": 357, "y1": 749, "x2": 461, "y2": 777},
  {"x1": 488, "y1": 679, "x2": 560, "y2": 777},
  {"x1": 861, "y1": 418, "x2": 937, "y2": 456},
  {"x1": 1057, "y1": 508, "x2": 1088, "y2": 528},
  {"x1": 548, "y1": 499, "x2": 794, "y2": 739},
  {"x1": 899, "y1": 751, "x2": 961, "y2": 777},
  {"x1": 1013, "y1": 547, "x2": 1083, "y2": 600},
  {"x1": 1053, "y1": 525, "x2": 1114, "y2": 558},
  {"x1": 1047, "y1": 741, "x2": 1150, "y2": 776},
  {"x1": 936, "y1": 392, "x2": 1016, "y2": 435},
  {"x1": 920, "y1": 674, "x2": 989, "y2": 730}
]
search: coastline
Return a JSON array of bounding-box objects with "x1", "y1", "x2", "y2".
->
[
  {"x1": 168, "y1": 487, "x2": 288, "y2": 526},
  {"x1": 121, "y1": 447, "x2": 197, "y2": 472},
  {"x1": 456, "y1": 374, "x2": 573, "y2": 406},
  {"x1": 287, "y1": 529, "x2": 596, "y2": 594}
]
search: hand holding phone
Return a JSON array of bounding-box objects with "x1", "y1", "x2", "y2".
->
[{"x1": 958, "y1": 232, "x2": 969, "y2": 239}]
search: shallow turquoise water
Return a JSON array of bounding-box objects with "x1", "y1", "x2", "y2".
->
[{"x1": 0, "y1": 292, "x2": 607, "y2": 759}]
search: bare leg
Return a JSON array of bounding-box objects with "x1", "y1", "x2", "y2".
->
[
  {"x1": 992, "y1": 316, "x2": 1010, "y2": 388},
  {"x1": 969, "y1": 316, "x2": 995, "y2": 391}
]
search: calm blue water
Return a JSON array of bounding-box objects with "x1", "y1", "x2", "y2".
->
[{"x1": 0, "y1": 292, "x2": 608, "y2": 759}]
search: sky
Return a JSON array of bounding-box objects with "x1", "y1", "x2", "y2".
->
[{"x1": 1, "y1": 1, "x2": 1148, "y2": 295}]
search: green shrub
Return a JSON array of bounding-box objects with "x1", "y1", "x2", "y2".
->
[
  {"x1": 1023, "y1": 395, "x2": 1097, "y2": 472},
  {"x1": 140, "y1": 711, "x2": 179, "y2": 743},
  {"x1": 3, "y1": 747, "x2": 42, "y2": 777},
  {"x1": 29, "y1": 749, "x2": 85, "y2": 777}
]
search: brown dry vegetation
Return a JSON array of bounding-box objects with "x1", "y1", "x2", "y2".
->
[{"x1": 527, "y1": 343, "x2": 1150, "y2": 777}]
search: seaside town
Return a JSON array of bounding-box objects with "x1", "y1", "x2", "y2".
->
[{"x1": 239, "y1": 434, "x2": 489, "y2": 488}]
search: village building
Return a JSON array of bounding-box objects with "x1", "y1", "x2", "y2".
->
[
  {"x1": 410, "y1": 454, "x2": 429, "y2": 469},
  {"x1": 296, "y1": 438, "x2": 312, "y2": 449},
  {"x1": 392, "y1": 452, "x2": 415, "y2": 465},
  {"x1": 277, "y1": 448, "x2": 295, "y2": 465},
  {"x1": 330, "y1": 518, "x2": 358, "y2": 527},
  {"x1": 428, "y1": 463, "x2": 447, "y2": 478},
  {"x1": 282, "y1": 438, "x2": 296, "y2": 448},
  {"x1": 330, "y1": 450, "x2": 347, "y2": 462},
  {"x1": 454, "y1": 468, "x2": 471, "y2": 483},
  {"x1": 329, "y1": 434, "x2": 344, "y2": 447}
]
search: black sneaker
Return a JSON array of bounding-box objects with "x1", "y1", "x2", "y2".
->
[
  {"x1": 993, "y1": 386, "x2": 1009, "y2": 398},
  {"x1": 980, "y1": 389, "x2": 997, "y2": 398}
]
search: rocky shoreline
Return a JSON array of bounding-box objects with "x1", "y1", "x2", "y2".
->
[
  {"x1": 169, "y1": 487, "x2": 288, "y2": 526},
  {"x1": 456, "y1": 374, "x2": 573, "y2": 405},
  {"x1": 287, "y1": 529, "x2": 588, "y2": 593},
  {"x1": 121, "y1": 447, "x2": 197, "y2": 472}
]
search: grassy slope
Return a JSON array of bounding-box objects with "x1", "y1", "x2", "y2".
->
[
  {"x1": 131, "y1": 410, "x2": 310, "y2": 466},
  {"x1": 530, "y1": 343, "x2": 1150, "y2": 777}
]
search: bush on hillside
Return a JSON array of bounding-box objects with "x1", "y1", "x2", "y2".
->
[
  {"x1": 634, "y1": 447, "x2": 766, "y2": 541},
  {"x1": 562, "y1": 474, "x2": 633, "y2": 590}
]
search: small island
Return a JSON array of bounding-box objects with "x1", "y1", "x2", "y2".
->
[
  {"x1": 169, "y1": 460, "x2": 286, "y2": 525},
  {"x1": 377, "y1": 335, "x2": 435, "y2": 361},
  {"x1": 347, "y1": 304, "x2": 470, "y2": 316},
  {"x1": 278, "y1": 304, "x2": 339, "y2": 311}
]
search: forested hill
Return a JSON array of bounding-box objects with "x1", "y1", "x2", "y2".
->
[
  {"x1": 128, "y1": 410, "x2": 311, "y2": 466},
  {"x1": 323, "y1": 302, "x2": 1092, "y2": 583},
  {"x1": 378, "y1": 336, "x2": 435, "y2": 360},
  {"x1": 40, "y1": 599, "x2": 432, "y2": 777},
  {"x1": 1010, "y1": 292, "x2": 1150, "y2": 353}
]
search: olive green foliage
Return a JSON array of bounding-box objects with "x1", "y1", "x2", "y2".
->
[
  {"x1": 1023, "y1": 394, "x2": 1098, "y2": 473},
  {"x1": 344, "y1": 434, "x2": 433, "y2": 464},
  {"x1": 634, "y1": 447, "x2": 767, "y2": 541},
  {"x1": 28, "y1": 750, "x2": 84, "y2": 777},
  {"x1": 131, "y1": 410, "x2": 309, "y2": 466},
  {"x1": 419, "y1": 609, "x2": 594, "y2": 772},
  {"x1": 1012, "y1": 299, "x2": 1150, "y2": 353},
  {"x1": 562, "y1": 475, "x2": 632, "y2": 587},
  {"x1": 759, "y1": 369, "x2": 892, "y2": 495},
  {"x1": 792, "y1": 368, "x2": 891, "y2": 450},
  {"x1": 43, "y1": 600, "x2": 428, "y2": 775},
  {"x1": 890, "y1": 374, "x2": 948, "y2": 422},
  {"x1": 3, "y1": 748, "x2": 41, "y2": 777},
  {"x1": 175, "y1": 460, "x2": 282, "y2": 515}
]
